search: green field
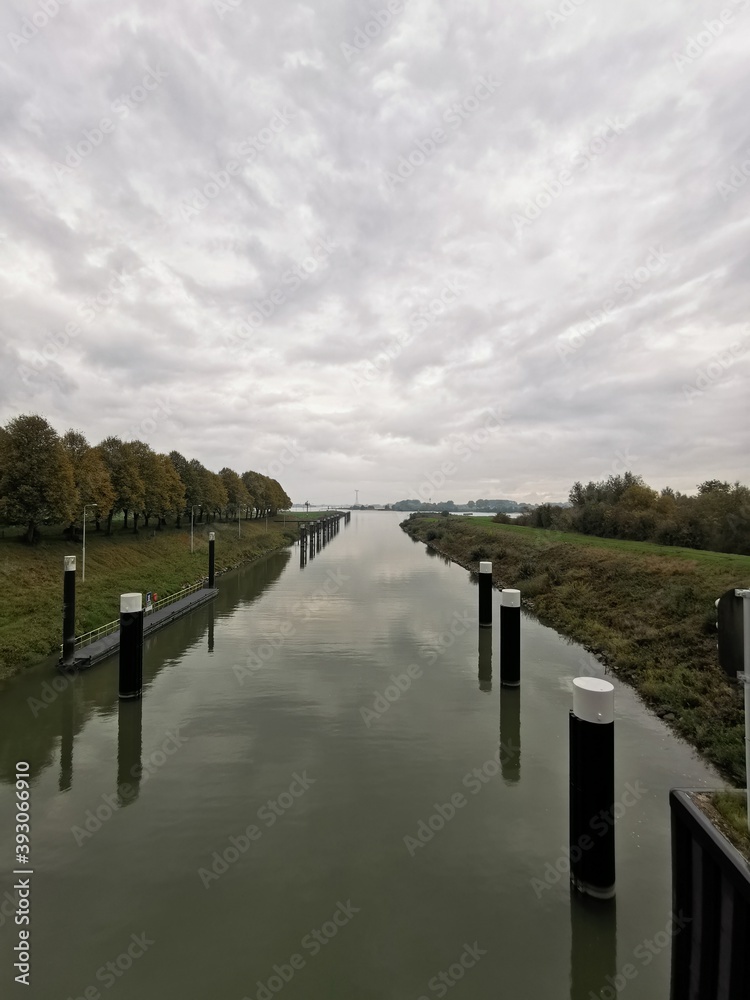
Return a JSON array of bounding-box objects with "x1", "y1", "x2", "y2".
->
[
  {"x1": 0, "y1": 517, "x2": 299, "y2": 680},
  {"x1": 403, "y1": 515, "x2": 750, "y2": 787}
]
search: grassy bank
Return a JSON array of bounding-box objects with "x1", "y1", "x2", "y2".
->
[
  {"x1": 0, "y1": 518, "x2": 299, "y2": 680},
  {"x1": 402, "y1": 515, "x2": 749, "y2": 787}
]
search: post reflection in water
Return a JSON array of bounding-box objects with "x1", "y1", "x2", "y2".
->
[
  {"x1": 207, "y1": 603, "x2": 215, "y2": 654},
  {"x1": 499, "y1": 687, "x2": 521, "y2": 784},
  {"x1": 478, "y1": 628, "x2": 492, "y2": 692},
  {"x1": 117, "y1": 698, "x2": 143, "y2": 807},
  {"x1": 570, "y1": 893, "x2": 617, "y2": 1000},
  {"x1": 59, "y1": 681, "x2": 76, "y2": 792}
]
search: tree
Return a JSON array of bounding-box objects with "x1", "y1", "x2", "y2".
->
[
  {"x1": 97, "y1": 437, "x2": 146, "y2": 535},
  {"x1": 62, "y1": 430, "x2": 115, "y2": 531},
  {"x1": 220, "y1": 467, "x2": 250, "y2": 521},
  {"x1": 0, "y1": 414, "x2": 77, "y2": 542}
]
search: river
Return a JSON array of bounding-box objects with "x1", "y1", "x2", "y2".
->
[{"x1": 0, "y1": 511, "x2": 719, "y2": 999}]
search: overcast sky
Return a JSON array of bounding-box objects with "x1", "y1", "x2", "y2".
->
[{"x1": 1, "y1": 0, "x2": 748, "y2": 505}]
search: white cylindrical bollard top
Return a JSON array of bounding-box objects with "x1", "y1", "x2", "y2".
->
[
  {"x1": 209, "y1": 532, "x2": 215, "y2": 541},
  {"x1": 120, "y1": 593, "x2": 143, "y2": 613},
  {"x1": 501, "y1": 589, "x2": 521, "y2": 608},
  {"x1": 64, "y1": 555, "x2": 76, "y2": 572},
  {"x1": 479, "y1": 561, "x2": 492, "y2": 574},
  {"x1": 573, "y1": 677, "x2": 614, "y2": 725}
]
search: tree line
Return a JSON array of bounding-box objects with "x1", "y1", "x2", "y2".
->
[
  {"x1": 511, "y1": 472, "x2": 750, "y2": 555},
  {"x1": 0, "y1": 414, "x2": 293, "y2": 543}
]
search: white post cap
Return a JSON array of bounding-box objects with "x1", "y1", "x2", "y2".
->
[
  {"x1": 501, "y1": 589, "x2": 521, "y2": 607},
  {"x1": 209, "y1": 532, "x2": 215, "y2": 541},
  {"x1": 120, "y1": 593, "x2": 143, "y2": 613},
  {"x1": 573, "y1": 677, "x2": 614, "y2": 725},
  {"x1": 64, "y1": 555, "x2": 76, "y2": 572},
  {"x1": 479, "y1": 561, "x2": 492, "y2": 574}
]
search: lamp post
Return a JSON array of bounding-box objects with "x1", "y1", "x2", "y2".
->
[
  {"x1": 190, "y1": 505, "x2": 198, "y2": 554},
  {"x1": 82, "y1": 503, "x2": 97, "y2": 582}
]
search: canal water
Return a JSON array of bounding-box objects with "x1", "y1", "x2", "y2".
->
[{"x1": 0, "y1": 512, "x2": 720, "y2": 1000}]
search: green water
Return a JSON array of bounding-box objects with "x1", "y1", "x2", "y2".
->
[{"x1": 0, "y1": 512, "x2": 719, "y2": 999}]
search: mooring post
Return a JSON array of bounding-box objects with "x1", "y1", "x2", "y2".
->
[
  {"x1": 500, "y1": 687, "x2": 521, "y2": 784},
  {"x1": 208, "y1": 531, "x2": 215, "y2": 588},
  {"x1": 118, "y1": 593, "x2": 144, "y2": 700},
  {"x1": 740, "y1": 589, "x2": 750, "y2": 831},
  {"x1": 500, "y1": 588, "x2": 521, "y2": 686},
  {"x1": 479, "y1": 561, "x2": 493, "y2": 628},
  {"x1": 569, "y1": 677, "x2": 615, "y2": 899},
  {"x1": 117, "y1": 698, "x2": 143, "y2": 806},
  {"x1": 62, "y1": 555, "x2": 77, "y2": 667}
]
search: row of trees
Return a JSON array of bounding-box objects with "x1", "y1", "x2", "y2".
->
[
  {"x1": 0, "y1": 414, "x2": 292, "y2": 543},
  {"x1": 513, "y1": 473, "x2": 750, "y2": 555}
]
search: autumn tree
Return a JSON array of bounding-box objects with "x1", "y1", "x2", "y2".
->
[
  {"x1": 0, "y1": 414, "x2": 77, "y2": 543},
  {"x1": 62, "y1": 430, "x2": 115, "y2": 532},
  {"x1": 97, "y1": 437, "x2": 146, "y2": 535}
]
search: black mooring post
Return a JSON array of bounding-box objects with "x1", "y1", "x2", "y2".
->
[
  {"x1": 500, "y1": 588, "x2": 521, "y2": 687},
  {"x1": 117, "y1": 697, "x2": 143, "y2": 806},
  {"x1": 500, "y1": 687, "x2": 521, "y2": 784},
  {"x1": 118, "y1": 593, "x2": 144, "y2": 700},
  {"x1": 569, "y1": 678, "x2": 615, "y2": 899},
  {"x1": 62, "y1": 555, "x2": 77, "y2": 667},
  {"x1": 208, "y1": 531, "x2": 215, "y2": 588},
  {"x1": 479, "y1": 560, "x2": 492, "y2": 627}
]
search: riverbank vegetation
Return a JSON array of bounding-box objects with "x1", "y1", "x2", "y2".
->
[
  {"x1": 517, "y1": 472, "x2": 749, "y2": 555},
  {"x1": 0, "y1": 517, "x2": 299, "y2": 681},
  {"x1": 402, "y1": 514, "x2": 749, "y2": 787}
]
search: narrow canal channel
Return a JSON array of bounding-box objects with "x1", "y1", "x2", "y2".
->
[{"x1": 0, "y1": 512, "x2": 720, "y2": 999}]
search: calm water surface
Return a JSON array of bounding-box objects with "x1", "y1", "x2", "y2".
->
[{"x1": 0, "y1": 512, "x2": 720, "y2": 999}]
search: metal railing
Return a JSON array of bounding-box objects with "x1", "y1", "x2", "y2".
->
[{"x1": 60, "y1": 581, "x2": 207, "y2": 653}]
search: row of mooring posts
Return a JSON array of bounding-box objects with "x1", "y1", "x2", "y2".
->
[
  {"x1": 299, "y1": 511, "x2": 349, "y2": 568},
  {"x1": 475, "y1": 560, "x2": 615, "y2": 900},
  {"x1": 60, "y1": 532, "x2": 218, "y2": 702}
]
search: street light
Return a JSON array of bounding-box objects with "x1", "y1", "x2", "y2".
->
[
  {"x1": 82, "y1": 503, "x2": 97, "y2": 582},
  {"x1": 190, "y1": 505, "x2": 198, "y2": 553}
]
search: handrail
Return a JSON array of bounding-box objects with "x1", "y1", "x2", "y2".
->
[{"x1": 60, "y1": 580, "x2": 207, "y2": 652}]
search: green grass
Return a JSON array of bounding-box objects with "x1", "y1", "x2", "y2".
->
[
  {"x1": 403, "y1": 515, "x2": 750, "y2": 786},
  {"x1": 708, "y1": 791, "x2": 750, "y2": 861},
  {"x1": 0, "y1": 517, "x2": 299, "y2": 680}
]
